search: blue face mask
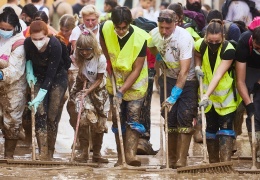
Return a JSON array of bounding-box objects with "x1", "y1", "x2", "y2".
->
[
  {"x1": 0, "y1": 29, "x2": 14, "y2": 39},
  {"x1": 253, "y1": 49, "x2": 260, "y2": 56}
]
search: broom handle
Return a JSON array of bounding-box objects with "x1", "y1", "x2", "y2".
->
[
  {"x1": 164, "y1": 69, "x2": 169, "y2": 169},
  {"x1": 199, "y1": 77, "x2": 207, "y2": 163},
  {"x1": 250, "y1": 94, "x2": 257, "y2": 170},
  {"x1": 71, "y1": 80, "x2": 87, "y2": 162},
  {"x1": 111, "y1": 74, "x2": 127, "y2": 166},
  {"x1": 31, "y1": 82, "x2": 36, "y2": 161}
]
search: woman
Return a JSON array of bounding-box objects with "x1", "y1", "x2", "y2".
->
[
  {"x1": 24, "y1": 20, "x2": 68, "y2": 160},
  {"x1": 70, "y1": 29, "x2": 109, "y2": 163},
  {"x1": 194, "y1": 19, "x2": 241, "y2": 163},
  {"x1": 0, "y1": 7, "x2": 26, "y2": 159}
]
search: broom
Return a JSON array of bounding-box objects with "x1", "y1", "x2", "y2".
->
[{"x1": 177, "y1": 76, "x2": 233, "y2": 173}]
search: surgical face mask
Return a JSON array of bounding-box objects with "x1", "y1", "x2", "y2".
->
[
  {"x1": 253, "y1": 49, "x2": 260, "y2": 55},
  {"x1": 114, "y1": 30, "x2": 129, "y2": 39},
  {"x1": 0, "y1": 29, "x2": 14, "y2": 39},
  {"x1": 32, "y1": 38, "x2": 46, "y2": 50},
  {"x1": 91, "y1": 25, "x2": 98, "y2": 31},
  {"x1": 207, "y1": 42, "x2": 221, "y2": 53}
]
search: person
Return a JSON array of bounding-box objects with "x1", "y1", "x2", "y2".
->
[
  {"x1": 0, "y1": 0, "x2": 22, "y2": 17},
  {"x1": 131, "y1": 0, "x2": 157, "y2": 22},
  {"x1": 201, "y1": 4, "x2": 211, "y2": 13},
  {"x1": 24, "y1": 20, "x2": 68, "y2": 160},
  {"x1": 148, "y1": 9, "x2": 197, "y2": 168},
  {"x1": 99, "y1": 0, "x2": 118, "y2": 23},
  {"x1": 100, "y1": 6, "x2": 151, "y2": 167},
  {"x1": 235, "y1": 21, "x2": 260, "y2": 163},
  {"x1": 49, "y1": 0, "x2": 73, "y2": 31},
  {"x1": 70, "y1": 29, "x2": 109, "y2": 163},
  {"x1": 0, "y1": 7, "x2": 26, "y2": 159},
  {"x1": 31, "y1": 0, "x2": 49, "y2": 17},
  {"x1": 72, "y1": 0, "x2": 90, "y2": 17},
  {"x1": 19, "y1": 3, "x2": 38, "y2": 27},
  {"x1": 185, "y1": 0, "x2": 208, "y2": 19},
  {"x1": 195, "y1": 19, "x2": 241, "y2": 163}
]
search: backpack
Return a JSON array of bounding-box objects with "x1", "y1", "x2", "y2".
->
[
  {"x1": 51, "y1": 1, "x2": 63, "y2": 31},
  {"x1": 132, "y1": 17, "x2": 157, "y2": 33},
  {"x1": 183, "y1": 10, "x2": 206, "y2": 37},
  {"x1": 247, "y1": 17, "x2": 260, "y2": 55},
  {"x1": 222, "y1": 0, "x2": 260, "y2": 19}
]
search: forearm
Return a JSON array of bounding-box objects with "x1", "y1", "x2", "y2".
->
[
  {"x1": 87, "y1": 77, "x2": 102, "y2": 94},
  {"x1": 237, "y1": 80, "x2": 251, "y2": 105},
  {"x1": 204, "y1": 74, "x2": 222, "y2": 97},
  {"x1": 175, "y1": 70, "x2": 188, "y2": 89}
]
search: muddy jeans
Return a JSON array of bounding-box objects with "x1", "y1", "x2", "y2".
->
[
  {"x1": 158, "y1": 75, "x2": 198, "y2": 132},
  {"x1": 34, "y1": 69, "x2": 67, "y2": 148},
  {"x1": 139, "y1": 68, "x2": 156, "y2": 140},
  {"x1": 0, "y1": 79, "x2": 26, "y2": 139}
]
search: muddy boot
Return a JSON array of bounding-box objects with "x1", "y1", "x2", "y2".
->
[
  {"x1": 137, "y1": 138, "x2": 157, "y2": 155},
  {"x1": 92, "y1": 132, "x2": 109, "y2": 163},
  {"x1": 114, "y1": 133, "x2": 126, "y2": 167},
  {"x1": 4, "y1": 139, "x2": 18, "y2": 159},
  {"x1": 232, "y1": 139, "x2": 237, "y2": 155},
  {"x1": 175, "y1": 132, "x2": 193, "y2": 168},
  {"x1": 249, "y1": 131, "x2": 260, "y2": 162},
  {"x1": 193, "y1": 124, "x2": 203, "y2": 143},
  {"x1": 206, "y1": 139, "x2": 220, "y2": 163},
  {"x1": 125, "y1": 127, "x2": 141, "y2": 166},
  {"x1": 219, "y1": 135, "x2": 233, "y2": 162},
  {"x1": 48, "y1": 133, "x2": 57, "y2": 159},
  {"x1": 37, "y1": 134, "x2": 49, "y2": 161},
  {"x1": 168, "y1": 132, "x2": 178, "y2": 168},
  {"x1": 74, "y1": 126, "x2": 89, "y2": 162}
]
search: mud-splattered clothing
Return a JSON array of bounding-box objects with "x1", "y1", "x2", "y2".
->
[{"x1": 0, "y1": 32, "x2": 26, "y2": 139}]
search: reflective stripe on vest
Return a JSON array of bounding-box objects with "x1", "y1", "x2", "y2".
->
[{"x1": 102, "y1": 20, "x2": 151, "y2": 101}]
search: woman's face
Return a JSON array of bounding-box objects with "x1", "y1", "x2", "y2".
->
[
  {"x1": 30, "y1": 31, "x2": 46, "y2": 41},
  {"x1": 60, "y1": 27, "x2": 72, "y2": 39},
  {"x1": 0, "y1": 21, "x2": 14, "y2": 39},
  {"x1": 206, "y1": 33, "x2": 222, "y2": 44},
  {"x1": 78, "y1": 47, "x2": 94, "y2": 59},
  {"x1": 82, "y1": 14, "x2": 98, "y2": 30}
]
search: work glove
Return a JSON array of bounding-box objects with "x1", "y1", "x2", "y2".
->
[
  {"x1": 156, "y1": 53, "x2": 167, "y2": 70},
  {"x1": 113, "y1": 91, "x2": 123, "y2": 108},
  {"x1": 28, "y1": 88, "x2": 47, "y2": 113},
  {"x1": 199, "y1": 95, "x2": 210, "y2": 108},
  {"x1": 246, "y1": 102, "x2": 255, "y2": 119},
  {"x1": 195, "y1": 66, "x2": 204, "y2": 81},
  {"x1": 106, "y1": 59, "x2": 112, "y2": 76},
  {"x1": 161, "y1": 86, "x2": 182, "y2": 112},
  {"x1": 26, "y1": 60, "x2": 37, "y2": 88}
]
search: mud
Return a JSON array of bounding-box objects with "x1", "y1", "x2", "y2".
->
[{"x1": 0, "y1": 91, "x2": 259, "y2": 179}]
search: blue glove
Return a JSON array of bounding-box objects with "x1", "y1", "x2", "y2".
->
[
  {"x1": 28, "y1": 88, "x2": 47, "y2": 113},
  {"x1": 26, "y1": 60, "x2": 37, "y2": 88},
  {"x1": 0, "y1": 70, "x2": 3, "y2": 80},
  {"x1": 161, "y1": 86, "x2": 183, "y2": 112},
  {"x1": 156, "y1": 53, "x2": 167, "y2": 70},
  {"x1": 156, "y1": 53, "x2": 163, "y2": 61}
]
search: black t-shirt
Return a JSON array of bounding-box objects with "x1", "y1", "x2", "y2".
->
[
  {"x1": 207, "y1": 45, "x2": 235, "y2": 72},
  {"x1": 24, "y1": 36, "x2": 64, "y2": 90},
  {"x1": 99, "y1": 22, "x2": 147, "y2": 57},
  {"x1": 72, "y1": 3, "x2": 84, "y2": 16},
  {"x1": 236, "y1": 30, "x2": 260, "y2": 68}
]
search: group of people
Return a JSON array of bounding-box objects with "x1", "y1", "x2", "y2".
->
[{"x1": 0, "y1": 0, "x2": 260, "y2": 170}]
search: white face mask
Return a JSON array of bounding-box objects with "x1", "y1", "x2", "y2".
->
[
  {"x1": 114, "y1": 30, "x2": 129, "y2": 39},
  {"x1": 32, "y1": 39, "x2": 46, "y2": 50}
]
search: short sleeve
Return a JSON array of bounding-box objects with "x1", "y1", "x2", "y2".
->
[
  {"x1": 235, "y1": 31, "x2": 251, "y2": 63},
  {"x1": 178, "y1": 33, "x2": 194, "y2": 60},
  {"x1": 221, "y1": 49, "x2": 235, "y2": 60},
  {"x1": 97, "y1": 55, "x2": 106, "y2": 74},
  {"x1": 69, "y1": 26, "x2": 81, "y2": 42}
]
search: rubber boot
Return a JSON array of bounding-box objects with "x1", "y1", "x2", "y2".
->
[
  {"x1": 175, "y1": 133, "x2": 192, "y2": 168},
  {"x1": 125, "y1": 127, "x2": 141, "y2": 166},
  {"x1": 248, "y1": 132, "x2": 260, "y2": 162},
  {"x1": 48, "y1": 132, "x2": 56, "y2": 159},
  {"x1": 4, "y1": 139, "x2": 18, "y2": 159},
  {"x1": 114, "y1": 133, "x2": 125, "y2": 167},
  {"x1": 168, "y1": 132, "x2": 178, "y2": 168},
  {"x1": 92, "y1": 132, "x2": 109, "y2": 163},
  {"x1": 37, "y1": 134, "x2": 49, "y2": 161},
  {"x1": 74, "y1": 126, "x2": 89, "y2": 162},
  {"x1": 137, "y1": 138, "x2": 157, "y2": 155},
  {"x1": 219, "y1": 135, "x2": 233, "y2": 162},
  {"x1": 206, "y1": 139, "x2": 220, "y2": 163}
]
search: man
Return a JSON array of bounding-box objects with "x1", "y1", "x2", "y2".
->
[
  {"x1": 0, "y1": 0, "x2": 22, "y2": 16},
  {"x1": 185, "y1": 0, "x2": 207, "y2": 19},
  {"x1": 20, "y1": 3, "x2": 38, "y2": 27},
  {"x1": 236, "y1": 23, "x2": 260, "y2": 163},
  {"x1": 72, "y1": 0, "x2": 91, "y2": 16},
  {"x1": 31, "y1": 0, "x2": 49, "y2": 17},
  {"x1": 100, "y1": 6, "x2": 150, "y2": 167},
  {"x1": 148, "y1": 9, "x2": 197, "y2": 168},
  {"x1": 49, "y1": 0, "x2": 73, "y2": 31}
]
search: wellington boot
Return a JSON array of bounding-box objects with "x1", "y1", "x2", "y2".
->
[
  {"x1": 48, "y1": 132, "x2": 57, "y2": 160},
  {"x1": 114, "y1": 133, "x2": 125, "y2": 167},
  {"x1": 37, "y1": 134, "x2": 49, "y2": 161},
  {"x1": 75, "y1": 126, "x2": 89, "y2": 162},
  {"x1": 168, "y1": 133, "x2": 178, "y2": 168},
  {"x1": 248, "y1": 131, "x2": 260, "y2": 162},
  {"x1": 92, "y1": 132, "x2": 109, "y2": 163},
  {"x1": 74, "y1": 148, "x2": 89, "y2": 162},
  {"x1": 206, "y1": 139, "x2": 220, "y2": 163},
  {"x1": 4, "y1": 139, "x2": 18, "y2": 159},
  {"x1": 193, "y1": 125, "x2": 203, "y2": 143},
  {"x1": 125, "y1": 127, "x2": 141, "y2": 166},
  {"x1": 175, "y1": 133, "x2": 192, "y2": 168},
  {"x1": 219, "y1": 135, "x2": 233, "y2": 162},
  {"x1": 136, "y1": 138, "x2": 157, "y2": 155}
]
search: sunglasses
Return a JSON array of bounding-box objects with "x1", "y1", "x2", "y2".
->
[
  {"x1": 114, "y1": 25, "x2": 129, "y2": 32},
  {"x1": 77, "y1": 47, "x2": 93, "y2": 51},
  {"x1": 158, "y1": 17, "x2": 173, "y2": 23}
]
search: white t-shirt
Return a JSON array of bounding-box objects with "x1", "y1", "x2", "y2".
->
[
  {"x1": 82, "y1": 55, "x2": 106, "y2": 84},
  {"x1": 69, "y1": 24, "x2": 100, "y2": 44},
  {"x1": 148, "y1": 26, "x2": 195, "y2": 80}
]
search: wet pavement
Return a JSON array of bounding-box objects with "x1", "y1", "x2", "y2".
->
[{"x1": 0, "y1": 91, "x2": 259, "y2": 179}]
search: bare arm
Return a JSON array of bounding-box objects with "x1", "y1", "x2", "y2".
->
[
  {"x1": 236, "y1": 61, "x2": 251, "y2": 105},
  {"x1": 194, "y1": 50, "x2": 202, "y2": 67},
  {"x1": 119, "y1": 56, "x2": 145, "y2": 94},
  {"x1": 81, "y1": 73, "x2": 104, "y2": 97},
  {"x1": 176, "y1": 58, "x2": 191, "y2": 89}
]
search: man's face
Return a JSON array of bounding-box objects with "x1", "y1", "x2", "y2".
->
[
  {"x1": 20, "y1": 13, "x2": 32, "y2": 26},
  {"x1": 114, "y1": 22, "x2": 129, "y2": 37},
  {"x1": 186, "y1": 0, "x2": 202, "y2": 12},
  {"x1": 157, "y1": 17, "x2": 176, "y2": 39}
]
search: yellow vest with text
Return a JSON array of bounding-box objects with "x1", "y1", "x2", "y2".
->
[
  {"x1": 102, "y1": 20, "x2": 151, "y2": 101},
  {"x1": 195, "y1": 38, "x2": 241, "y2": 115}
]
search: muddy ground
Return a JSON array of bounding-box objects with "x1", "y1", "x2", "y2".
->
[{"x1": 0, "y1": 90, "x2": 259, "y2": 179}]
